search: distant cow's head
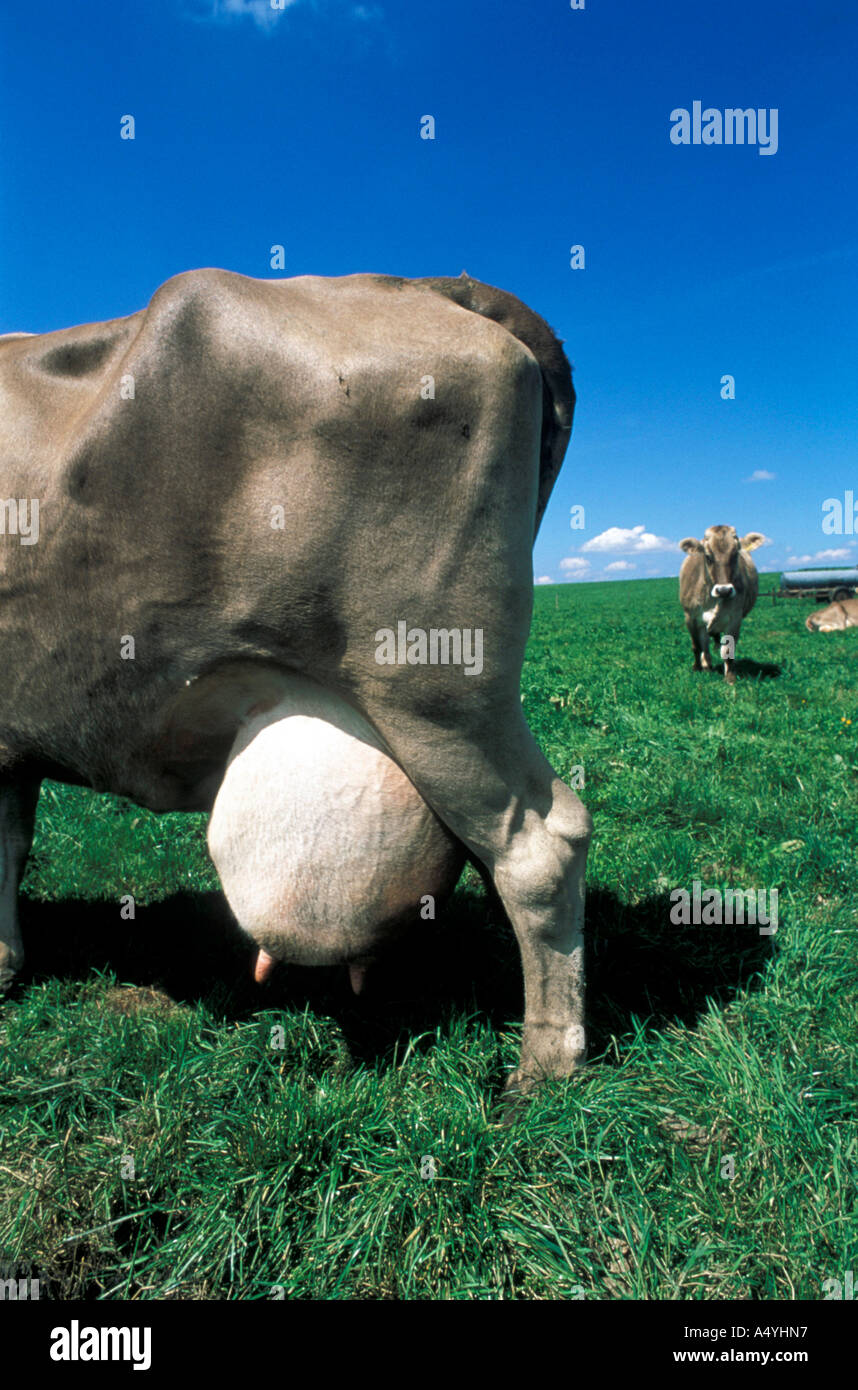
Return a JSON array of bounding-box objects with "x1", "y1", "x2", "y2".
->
[{"x1": 679, "y1": 526, "x2": 764, "y2": 600}]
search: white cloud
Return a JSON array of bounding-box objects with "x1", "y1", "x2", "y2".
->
[
  {"x1": 604, "y1": 560, "x2": 635, "y2": 572},
  {"x1": 786, "y1": 547, "x2": 855, "y2": 565},
  {"x1": 535, "y1": 575, "x2": 553, "y2": 585},
  {"x1": 559, "y1": 557, "x2": 591, "y2": 576},
  {"x1": 582, "y1": 524, "x2": 673, "y2": 553},
  {"x1": 746, "y1": 469, "x2": 776, "y2": 482},
  {"x1": 189, "y1": 0, "x2": 383, "y2": 29},
  {"x1": 194, "y1": 0, "x2": 379, "y2": 27},
  {"x1": 211, "y1": 0, "x2": 299, "y2": 26}
]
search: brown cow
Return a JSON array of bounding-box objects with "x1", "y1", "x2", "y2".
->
[
  {"x1": 0, "y1": 267, "x2": 589, "y2": 1095},
  {"x1": 679, "y1": 526, "x2": 765, "y2": 683},
  {"x1": 805, "y1": 597, "x2": 858, "y2": 632}
]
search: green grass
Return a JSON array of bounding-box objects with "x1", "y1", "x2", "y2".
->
[{"x1": 1, "y1": 575, "x2": 856, "y2": 1299}]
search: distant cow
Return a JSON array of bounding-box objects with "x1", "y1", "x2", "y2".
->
[
  {"x1": 805, "y1": 598, "x2": 858, "y2": 632},
  {"x1": 0, "y1": 267, "x2": 589, "y2": 1094},
  {"x1": 679, "y1": 526, "x2": 765, "y2": 683}
]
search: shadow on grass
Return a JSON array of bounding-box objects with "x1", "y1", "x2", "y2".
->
[
  {"x1": 17, "y1": 877, "x2": 776, "y2": 1071},
  {"x1": 708, "y1": 658, "x2": 782, "y2": 680}
]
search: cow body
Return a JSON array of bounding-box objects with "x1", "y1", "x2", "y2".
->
[
  {"x1": 805, "y1": 598, "x2": 858, "y2": 632},
  {"x1": 0, "y1": 268, "x2": 589, "y2": 1091},
  {"x1": 679, "y1": 526, "x2": 764, "y2": 683}
]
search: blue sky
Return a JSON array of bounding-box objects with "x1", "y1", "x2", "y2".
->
[{"x1": 1, "y1": 0, "x2": 855, "y2": 582}]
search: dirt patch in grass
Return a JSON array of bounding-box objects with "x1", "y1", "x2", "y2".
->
[{"x1": 100, "y1": 985, "x2": 186, "y2": 1018}]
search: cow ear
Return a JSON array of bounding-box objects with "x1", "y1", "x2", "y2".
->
[
  {"x1": 740, "y1": 532, "x2": 765, "y2": 551},
  {"x1": 679, "y1": 537, "x2": 703, "y2": 553}
]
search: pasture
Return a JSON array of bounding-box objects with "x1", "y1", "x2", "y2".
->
[{"x1": 1, "y1": 575, "x2": 856, "y2": 1300}]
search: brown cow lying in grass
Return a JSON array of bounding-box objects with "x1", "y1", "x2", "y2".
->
[{"x1": 805, "y1": 598, "x2": 858, "y2": 632}]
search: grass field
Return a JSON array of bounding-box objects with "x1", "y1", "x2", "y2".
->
[{"x1": 1, "y1": 574, "x2": 856, "y2": 1300}]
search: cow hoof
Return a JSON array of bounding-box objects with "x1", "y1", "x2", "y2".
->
[
  {"x1": 503, "y1": 1067, "x2": 536, "y2": 1096},
  {"x1": 500, "y1": 1066, "x2": 557, "y2": 1101},
  {"x1": 724, "y1": 670, "x2": 736, "y2": 686},
  {"x1": 495, "y1": 1086, "x2": 532, "y2": 1126},
  {"x1": 497, "y1": 1062, "x2": 582, "y2": 1121},
  {"x1": 494, "y1": 1070, "x2": 546, "y2": 1123}
]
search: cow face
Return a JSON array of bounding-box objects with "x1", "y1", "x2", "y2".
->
[{"x1": 680, "y1": 526, "x2": 764, "y2": 601}]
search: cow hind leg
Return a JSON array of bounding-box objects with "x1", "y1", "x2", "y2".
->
[
  {"x1": 492, "y1": 773, "x2": 592, "y2": 1093},
  {"x1": 0, "y1": 778, "x2": 41, "y2": 991},
  {"x1": 365, "y1": 706, "x2": 592, "y2": 1093}
]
